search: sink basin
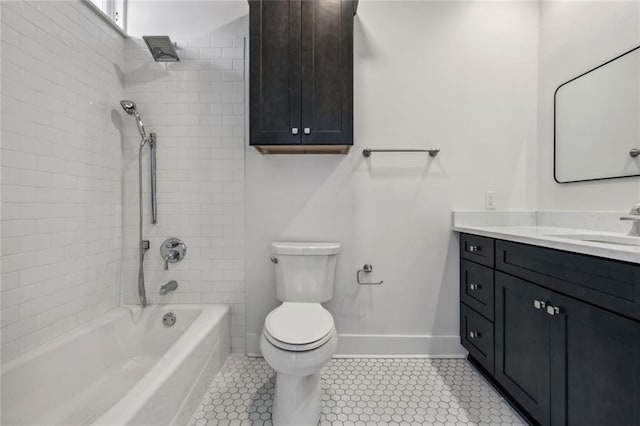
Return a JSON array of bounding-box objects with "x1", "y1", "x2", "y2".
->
[{"x1": 551, "y1": 234, "x2": 640, "y2": 247}]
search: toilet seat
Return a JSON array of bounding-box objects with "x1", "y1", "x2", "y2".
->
[
  {"x1": 264, "y1": 302, "x2": 335, "y2": 352},
  {"x1": 264, "y1": 325, "x2": 335, "y2": 352}
]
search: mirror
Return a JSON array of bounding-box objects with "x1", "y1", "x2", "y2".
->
[{"x1": 554, "y1": 45, "x2": 640, "y2": 183}]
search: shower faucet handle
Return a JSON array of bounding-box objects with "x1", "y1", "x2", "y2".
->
[
  {"x1": 164, "y1": 251, "x2": 179, "y2": 270},
  {"x1": 160, "y1": 237, "x2": 186, "y2": 270}
]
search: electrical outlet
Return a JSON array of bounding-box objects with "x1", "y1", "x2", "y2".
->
[{"x1": 485, "y1": 191, "x2": 496, "y2": 210}]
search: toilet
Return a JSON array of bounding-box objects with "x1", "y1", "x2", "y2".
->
[{"x1": 260, "y1": 242, "x2": 340, "y2": 426}]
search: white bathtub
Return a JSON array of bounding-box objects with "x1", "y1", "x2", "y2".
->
[{"x1": 1, "y1": 304, "x2": 230, "y2": 426}]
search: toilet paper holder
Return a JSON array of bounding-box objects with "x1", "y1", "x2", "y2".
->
[{"x1": 357, "y1": 264, "x2": 383, "y2": 285}]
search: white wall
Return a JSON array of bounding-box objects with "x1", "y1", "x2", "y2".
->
[
  {"x1": 124, "y1": 1, "x2": 248, "y2": 352},
  {"x1": 537, "y1": 0, "x2": 640, "y2": 210},
  {"x1": 126, "y1": 0, "x2": 247, "y2": 39},
  {"x1": 1, "y1": 0, "x2": 125, "y2": 361},
  {"x1": 246, "y1": 1, "x2": 540, "y2": 355}
]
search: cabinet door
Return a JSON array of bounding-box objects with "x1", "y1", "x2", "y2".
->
[
  {"x1": 300, "y1": 0, "x2": 353, "y2": 145},
  {"x1": 548, "y1": 292, "x2": 640, "y2": 426},
  {"x1": 249, "y1": 0, "x2": 301, "y2": 145},
  {"x1": 495, "y1": 272, "x2": 552, "y2": 425}
]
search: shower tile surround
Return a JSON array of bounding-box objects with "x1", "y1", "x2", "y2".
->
[
  {"x1": 1, "y1": 0, "x2": 246, "y2": 360},
  {"x1": 1, "y1": 0, "x2": 125, "y2": 362},
  {"x1": 121, "y1": 36, "x2": 246, "y2": 352}
]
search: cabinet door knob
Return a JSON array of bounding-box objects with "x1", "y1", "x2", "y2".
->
[
  {"x1": 304, "y1": 127, "x2": 311, "y2": 134},
  {"x1": 469, "y1": 331, "x2": 480, "y2": 339},
  {"x1": 469, "y1": 283, "x2": 481, "y2": 290},
  {"x1": 534, "y1": 300, "x2": 547, "y2": 310},
  {"x1": 468, "y1": 245, "x2": 481, "y2": 253},
  {"x1": 292, "y1": 128, "x2": 299, "y2": 135},
  {"x1": 547, "y1": 305, "x2": 561, "y2": 316}
]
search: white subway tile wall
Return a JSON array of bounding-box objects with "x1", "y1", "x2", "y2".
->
[
  {"x1": 1, "y1": 0, "x2": 125, "y2": 361},
  {"x1": 122, "y1": 36, "x2": 246, "y2": 352}
]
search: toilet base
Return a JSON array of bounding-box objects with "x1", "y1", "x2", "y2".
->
[{"x1": 272, "y1": 372, "x2": 321, "y2": 426}]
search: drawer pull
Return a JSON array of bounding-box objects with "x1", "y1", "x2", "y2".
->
[
  {"x1": 469, "y1": 283, "x2": 482, "y2": 291},
  {"x1": 547, "y1": 305, "x2": 561, "y2": 316},
  {"x1": 534, "y1": 300, "x2": 547, "y2": 310},
  {"x1": 469, "y1": 331, "x2": 480, "y2": 339},
  {"x1": 468, "y1": 245, "x2": 481, "y2": 253}
]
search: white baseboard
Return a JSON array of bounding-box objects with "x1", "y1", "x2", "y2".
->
[{"x1": 246, "y1": 332, "x2": 467, "y2": 358}]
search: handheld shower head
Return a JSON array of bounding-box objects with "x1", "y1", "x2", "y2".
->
[{"x1": 120, "y1": 100, "x2": 147, "y2": 140}]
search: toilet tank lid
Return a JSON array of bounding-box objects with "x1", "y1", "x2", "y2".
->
[{"x1": 272, "y1": 242, "x2": 341, "y2": 255}]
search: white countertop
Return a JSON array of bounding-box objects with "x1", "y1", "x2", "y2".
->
[
  {"x1": 451, "y1": 211, "x2": 640, "y2": 265},
  {"x1": 453, "y1": 224, "x2": 640, "y2": 265}
]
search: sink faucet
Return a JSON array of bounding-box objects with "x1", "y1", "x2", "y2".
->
[
  {"x1": 160, "y1": 280, "x2": 178, "y2": 295},
  {"x1": 620, "y1": 201, "x2": 640, "y2": 236}
]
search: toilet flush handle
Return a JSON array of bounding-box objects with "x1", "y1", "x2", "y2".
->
[{"x1": 270, "y1": 257, "x2": 278, "y2": 264}]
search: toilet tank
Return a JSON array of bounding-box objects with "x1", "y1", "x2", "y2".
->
[{"x1": 272, "y1": 242, "x2": 341, "y2": 303}]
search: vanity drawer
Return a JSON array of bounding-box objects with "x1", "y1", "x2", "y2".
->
[
  {"x1": 496, "y1": 240, "x2": 640, "y2": 321},
  {"x1": 460, "y1": 234, "x2": 494, "y2": 267},
  {"x1": 460, "y1": 260, "x2": 494, "y2": 321},
  {"x1": 460, "y1": 303, "x2": 494, "y2": 374}
]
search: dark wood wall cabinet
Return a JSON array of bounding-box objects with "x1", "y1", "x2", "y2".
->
[
  {"x1": 249, "y1": 0, "x2": 355, "y2": 154},
  {"x1": 459, "y1": 233, "x2": 640, "y2": 426}
]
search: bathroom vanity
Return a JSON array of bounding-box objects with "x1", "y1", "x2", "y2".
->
[{"x1": 455, "y1": 225, "x2": 640, "y2": 425}]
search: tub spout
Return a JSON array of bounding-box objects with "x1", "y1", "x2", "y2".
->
[{"x1": 159, "y1": 280, "x2": 178, "y2": 295}]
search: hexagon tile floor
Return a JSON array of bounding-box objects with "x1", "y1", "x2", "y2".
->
[{"x1": 188, "y1": 354, "x2": 526, "y2": 426}]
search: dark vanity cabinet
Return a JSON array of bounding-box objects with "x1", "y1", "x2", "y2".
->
[
  {"x1": 249, "y1": 0, "x2": 355, "y2": 154},
  {"x1": 459, "y1": 233, "x2": 640, "y2": 426}
]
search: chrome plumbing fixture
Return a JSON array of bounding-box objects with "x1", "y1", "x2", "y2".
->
[
  {"x1": 149, "y1": 133, "x2": 157, "y2": 224},
  {"x1": 161, "y1": 238, "x2": 187, "y2": 270},
  {"x1": 160, "y1": 280, "x2": 178, "y2": 296},
  {"x1": 121, "y1": 100, "x2": 159, "y2": 308},
  {"x1": 120, "y1": 100, "x2": 157, "y2": 225},
  {"x1": 162, "y1": 312, "x2": 177, "y2": 327},
  {"x1": 620, "y1": 201, "x2": 640, "y2": 236},
  {"x1": 630, "y1": 148, "x2": 640, "y2": 158},
  {"x1": 143, "y1": 36, "x2": 180, "y2": 62},
  {"x1": 120, "y1": 100, "x2": 147, "y2": 140},
  {"x1": 357, "y1": 264, "x2": 384, "y2": 285}
]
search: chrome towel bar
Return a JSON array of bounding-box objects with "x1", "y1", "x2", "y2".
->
[{"x1": 362, "y1": 148, "x2": 440, "y2": 158}]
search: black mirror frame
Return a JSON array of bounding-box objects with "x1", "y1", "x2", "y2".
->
[{"x1": 554, "y1": 44, "x2": 640, "y2": 184}]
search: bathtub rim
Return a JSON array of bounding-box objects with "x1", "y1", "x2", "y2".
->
[
  {"x1": 1, "y1": 304, "x2": 231, "y2": 426},
  {"x1": 93, "y1": 303, "x2": 230, "y2": 425},
  {"x1": 2, "y1": 304, "x2": 226, "y2": 372}
]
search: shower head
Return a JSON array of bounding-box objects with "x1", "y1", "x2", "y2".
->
[
  {"x1": 120, "y1": 100, "x2": 137, "y2": 115},
  {"x1": 143, "y1": 36, "x2": 180, "y2": 62},
  {"x1": 120, "y1": 100, "x2": 147, "y2": 140}
]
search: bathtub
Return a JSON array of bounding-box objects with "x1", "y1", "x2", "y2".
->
[{"x1": 1, "y1": 304, "x2": 230, "y2": 426}]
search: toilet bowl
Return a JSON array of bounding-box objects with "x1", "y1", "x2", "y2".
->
[
  {"x1": 260, "y1": 302, "x2": 338, "y2": 426},
  {"x1": 261, "y1": 242, "x2": 341, "y2": 426}
]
